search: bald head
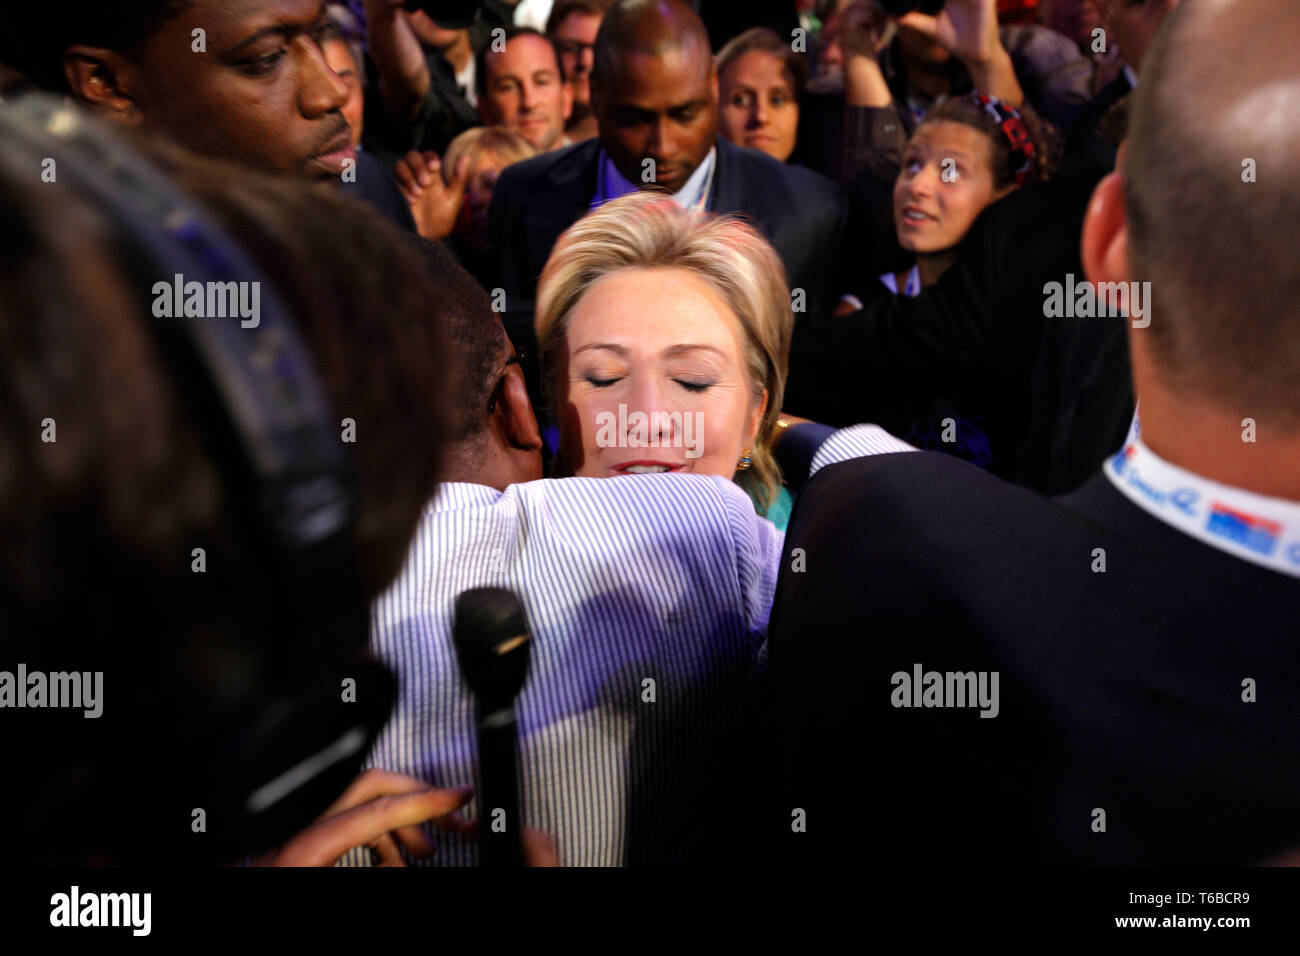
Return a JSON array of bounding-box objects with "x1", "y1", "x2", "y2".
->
[
  {"x1": 592, "y1": 0, "x2": 712, "y2": 91},
  {"x1": 1122, "y1": 0, "x2": 1300, "y2": 428},
  {"x1": 589, "y1": 0, "x2": 719, "y2": 194}
]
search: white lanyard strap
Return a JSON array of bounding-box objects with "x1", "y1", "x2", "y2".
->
[{"x1": 1105, "y1": 438, "x2": 1300, "y2": 579}]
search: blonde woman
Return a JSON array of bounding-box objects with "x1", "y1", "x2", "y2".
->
[
  {"x1": 442, "y1": 126, "x2": 537, "y2": 256},
  {"x1": 536, "y1": 192, "x2": 909, "y2": 529},
  {"x1": 394, "y1": 125, "x2": 536, "y2": 276}
]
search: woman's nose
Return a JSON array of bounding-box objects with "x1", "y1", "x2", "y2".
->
[{"x1": 625, "y1": 377, "x2": 677, "y2": 444}]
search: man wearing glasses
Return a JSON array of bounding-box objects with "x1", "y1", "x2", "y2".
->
[{"x1": 546, "y1": 0, "x2": 614, "y2": 143}]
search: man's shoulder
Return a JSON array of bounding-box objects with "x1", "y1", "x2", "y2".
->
[
  {"x1": 717, "y1": 139, "x2": 842, "y2": 211},
  {"x1": 512, "y1": 472, "x2": 758, "y2": 529},
  {"x1": 421, "y1": 475, "x2": 767, "y2": 563},
  {"x1": 805, "y1": 449, "x2": 1037, "y2": 508},
  {"x1": 793, "y1": 451, "x2": 1069, "y2": 559},
  {"x1": 494, "y1": 138, "x2": 599, "y2": 198},
  {"x1": 343, "y1": 150, "x2": 417, "y2": 232}
]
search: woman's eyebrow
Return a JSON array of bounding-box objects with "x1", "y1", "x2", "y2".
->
[
  {"x1": 573, "y1": 343, "x2": 630, "y2": 357},
  {"x1": 663, "y1": 344, "x2": 726, "y2": 359},
  {"x1": 572, "y1": 344, "x2": 726, "y2": 359}
]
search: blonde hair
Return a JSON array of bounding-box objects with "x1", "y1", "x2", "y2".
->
[
  {"x1": 441, "y1": 126, "x2": 537, "y2": 183},
  {"x1": 535, "y1": 192, "x2": 792, "y2": 510}
]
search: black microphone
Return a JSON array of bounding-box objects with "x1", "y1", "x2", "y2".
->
[{"x1": 452, "y1": 587, "x2": 533, "y2": 867}]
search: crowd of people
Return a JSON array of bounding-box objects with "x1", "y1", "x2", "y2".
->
[{"x1": 1, "y1": 0, "x2": 1297, "y2": 868}]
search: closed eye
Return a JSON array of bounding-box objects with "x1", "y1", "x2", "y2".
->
[
  {"x1": 675, "y1": 379, "x2": 712, "y2": 392},
  {"x1": 585, "y1": 376, "x2": 621, "y2": 387},
  {"x1": 241, "y1": 49, "x2": 287, "y2": 76}
]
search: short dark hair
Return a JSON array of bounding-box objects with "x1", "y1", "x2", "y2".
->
[
  {"x1": 546, "y1": 0, "x2": 616, "y2": 35},
  {"x1": 406, "y1": 237, "x2": 510, "y2": 447},
  {"x1": 715, "y1": 27, "x2": 809, "y2": 100},
  {"x1": 1124, "y1": 0, "x2": 1300, "y2": 426},
  {"x1": 1096, "y1": 92, "x2": 1132, "y2": 148},
  {"x1": 476, "y1": 25, "x2": 566, "y2": 99},
  {"x1": 591, "y1": 0, "x2": 713, "y2": 96},
  {"x1": 0, "y1": 1, "x2": 194, "y2": 92}
]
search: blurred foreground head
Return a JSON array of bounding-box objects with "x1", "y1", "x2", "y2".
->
[{"x1": 0, "y1": 96, "x2": 448, "y2": 863}]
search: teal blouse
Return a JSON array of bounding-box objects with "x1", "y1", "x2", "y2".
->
[{"x1": 751, "y1": 484, "x2": 795, "y2": 532}]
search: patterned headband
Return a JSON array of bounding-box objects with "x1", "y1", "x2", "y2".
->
[{"x1": 971, "y1": 94, "x2": 1035, "y2": 187}]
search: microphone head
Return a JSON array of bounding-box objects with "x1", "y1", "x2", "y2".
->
[{"x1": 452, "y1": 587, "x2": 532, "y2": 709}]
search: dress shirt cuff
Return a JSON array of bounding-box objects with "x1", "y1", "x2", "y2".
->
[
  {"x1": 809, "y1": 424, "x2": 918, "y2": 478},
  {"x1": 777, "y1": 422, "x2": 917, "y2": 492}
]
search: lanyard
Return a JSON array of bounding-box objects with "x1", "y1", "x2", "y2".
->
[{"x1": 1105, "y1": 438, "x2": 1300, "y2": 579}]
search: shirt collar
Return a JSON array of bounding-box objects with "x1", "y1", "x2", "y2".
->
[
  {"x1": 456, "y1": 58, "x2": 477, "y2": 108},
  {"x1": 426, "y1": 481, "x2": 502, "y2": 514},
  {"x1": 1105, "y1": 436, "x2": 1300, "y2": 578},
  {"x1": 593, "y1": 146, "x2": 717, "y2": 210}
]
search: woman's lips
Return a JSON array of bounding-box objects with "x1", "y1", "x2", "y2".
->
[
  {"x1": 899, "y1": 206, "x2": 937, "y2": 226},
  {"x1": 611, "y1": 460, "x2": 685, "y2": 475}
]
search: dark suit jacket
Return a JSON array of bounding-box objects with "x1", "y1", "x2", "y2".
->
[
  {"x1": 767, "y1": 452, "x2": 1300, "y2": 865},
  {"x1": 341, "y1": 149, "x2": 417, "y2": 233},
  {"x1": 488, "y1": 135, "x2": 848, "y2": 324},
  {"x1": 1061, "y1": 71, "x2": 1133, "y2": 183}
]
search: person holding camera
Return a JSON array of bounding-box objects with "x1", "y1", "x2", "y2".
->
[{"x1": 834, "y1": 0, "x2": 1090, "y2": 182}]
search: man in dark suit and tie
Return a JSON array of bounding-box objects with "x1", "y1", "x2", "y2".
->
[
  {"x1": 486, "y1": 0, "x2": 847, "y2": 397},
  {"x1": 768, "y1": 0, "x2": 1300, "y2": 866}
]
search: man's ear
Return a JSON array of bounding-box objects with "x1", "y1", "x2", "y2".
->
[
  {"x1": 495, "y1": 364, "x2": 544, "y2": 452},
  {"x1": 1081, "y1": 166, "x2": 1131, "y2": 289},
  {"x1": 562, "y1": 78, "x2": 574, "y2": 123},
  {"x1": 63, "y1": 47, "x2": 141, "y2": 123}
]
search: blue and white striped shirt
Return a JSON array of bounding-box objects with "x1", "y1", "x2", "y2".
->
[{"x1": 340, "y1": 425, "x2": 913, "y2": 866}]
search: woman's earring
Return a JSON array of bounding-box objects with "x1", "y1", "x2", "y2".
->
[{"x1": 737, "y1": 448, "x2": 753, "y2": 471}]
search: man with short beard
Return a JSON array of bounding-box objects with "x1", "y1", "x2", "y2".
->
[
  {"x1": 546, "y1": 0, "x2": 613, "y2": 143},
  {"x1": 2, "y1": 0, "x2": 416, "y2": 226}
]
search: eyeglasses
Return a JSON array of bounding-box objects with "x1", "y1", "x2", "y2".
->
[
  {"x1": 487, "y1": 349, "x2": 524, "y2": 414},
  {"x1": 554, "y1": 39, "x2": 595, "y2": 58}
]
